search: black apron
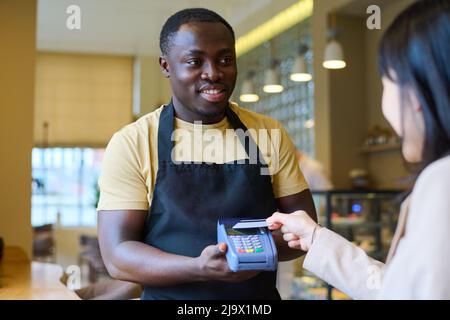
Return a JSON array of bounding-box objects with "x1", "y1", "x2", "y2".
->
[{"x1": 141, "y1": 102, "x2": 280, "y2": 300}]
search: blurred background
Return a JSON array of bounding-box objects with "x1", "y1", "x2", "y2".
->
[{"x1": 0, "y1": 0, "x2": 415, "y2": 299}]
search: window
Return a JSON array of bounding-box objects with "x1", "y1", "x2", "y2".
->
[
  {"x1": 31, "y1": 148, "x2": 104, "y2": 227},
  {"x1": 235, "y1": 19, "x2": 314, "y2": 158}
]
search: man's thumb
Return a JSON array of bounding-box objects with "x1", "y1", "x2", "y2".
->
[{"x1": 214, "y1": 243, "x2": 227, "y2": 256}]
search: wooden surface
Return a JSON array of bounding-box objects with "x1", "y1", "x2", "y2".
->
[{"x1": 0, "y1": 246, "x2": 80, "y2": 300}]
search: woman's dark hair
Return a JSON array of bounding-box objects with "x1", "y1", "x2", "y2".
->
[{"x1": 379, "y1": 0, "x2": 450, "y2": 173}]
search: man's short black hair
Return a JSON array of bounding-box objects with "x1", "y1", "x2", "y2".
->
[{"x1": 159, "y1": 8, "x2": 235, "y2": 55}]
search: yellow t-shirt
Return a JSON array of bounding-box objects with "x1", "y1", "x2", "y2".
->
[{"x1": 97, "y1": 102, "x2": 309, "y2": 211}]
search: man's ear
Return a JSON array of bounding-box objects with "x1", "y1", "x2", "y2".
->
[{"x1": 159, "y1": 56, "x2": 170, "y2": 78}]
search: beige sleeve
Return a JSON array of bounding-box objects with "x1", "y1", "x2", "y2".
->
[
  {"x1": 97, "y1": 131, "x2": 149, "y2": 211},
  {"x1": 271, "y1": 122, "x2": 309, "y2": 198},
  {"x1": 304, "y1": 228, "x2": 385, "y2": 300},
  {"x1": 380, "y1": 160, "x2": 450, "y2": 299}
]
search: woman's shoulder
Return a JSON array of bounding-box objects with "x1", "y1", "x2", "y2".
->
[
  {"x1": 415, "y1": 155, "x2": 450, "y2": 189},
  {"x1": 408, "y1": 155, "x2": 450, "y2": 223}
]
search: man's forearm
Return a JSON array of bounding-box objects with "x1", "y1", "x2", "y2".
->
[
  {"x1": 274, "y1": 189, "x2": 318, "y2": 261},
  {"x1": 107, "y1": 240, "x2": 202, "y2": 287}
]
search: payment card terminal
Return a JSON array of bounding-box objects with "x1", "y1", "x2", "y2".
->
[{"x1": 217, "y1": 218, "x2": 277, "y2": 272}]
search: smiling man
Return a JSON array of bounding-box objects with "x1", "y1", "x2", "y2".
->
[{"x1": 97, "y1": 8, "x2": 317, "y2": 300}]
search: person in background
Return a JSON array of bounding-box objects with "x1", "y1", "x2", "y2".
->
[
  {"x1": 268, "y1": 0, "x2": 450, "y2": 299},
  {"x1": 296, "y1": 151, "x2": 333, "y2": 191}
]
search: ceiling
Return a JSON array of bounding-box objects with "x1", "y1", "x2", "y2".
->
[{"x1": 37, "y1": 0, "x2": 276, "y2": 56}]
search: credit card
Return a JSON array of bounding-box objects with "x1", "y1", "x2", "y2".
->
[{"x1": 232, "y1": 219, "x2": 269, "y2": 229}]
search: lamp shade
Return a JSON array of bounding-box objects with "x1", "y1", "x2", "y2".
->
[
  {"x1": 263, "y1": 68, "x2": 284, "y2": 93},
  {"x1": 239, "y1": 79, "x2": 259, "y2": 102},
  {"x1": 290, "y1": 55, "x2": 312, "y2": 82},
  {"x1": 323, "y1": 39, "x2": 346, "y2": 69}
]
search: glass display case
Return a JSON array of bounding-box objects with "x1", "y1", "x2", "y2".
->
[{"x1": 279, "y1": 189, "x2": 403, "y2": 300}]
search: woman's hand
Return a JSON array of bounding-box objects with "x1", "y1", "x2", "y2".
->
[{"x1": 266, "y1": 210, "x2": 321, "y2": 252}]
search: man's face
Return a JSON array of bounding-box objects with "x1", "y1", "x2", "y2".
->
[{"x1": 160, "y1": 21, "x2": 237, "y2": 123}]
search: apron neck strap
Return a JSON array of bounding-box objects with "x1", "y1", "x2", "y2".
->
[
  {"x1": 157, "y1": 100, "x2": 176, "y2": 162},
  {"x1": 157, "y1": 100, "x2": 266, "y2": 165}
]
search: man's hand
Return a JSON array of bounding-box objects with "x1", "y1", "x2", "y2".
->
[{"x1": 195, "y1": 243, "x2": 260, "y2": 283}]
